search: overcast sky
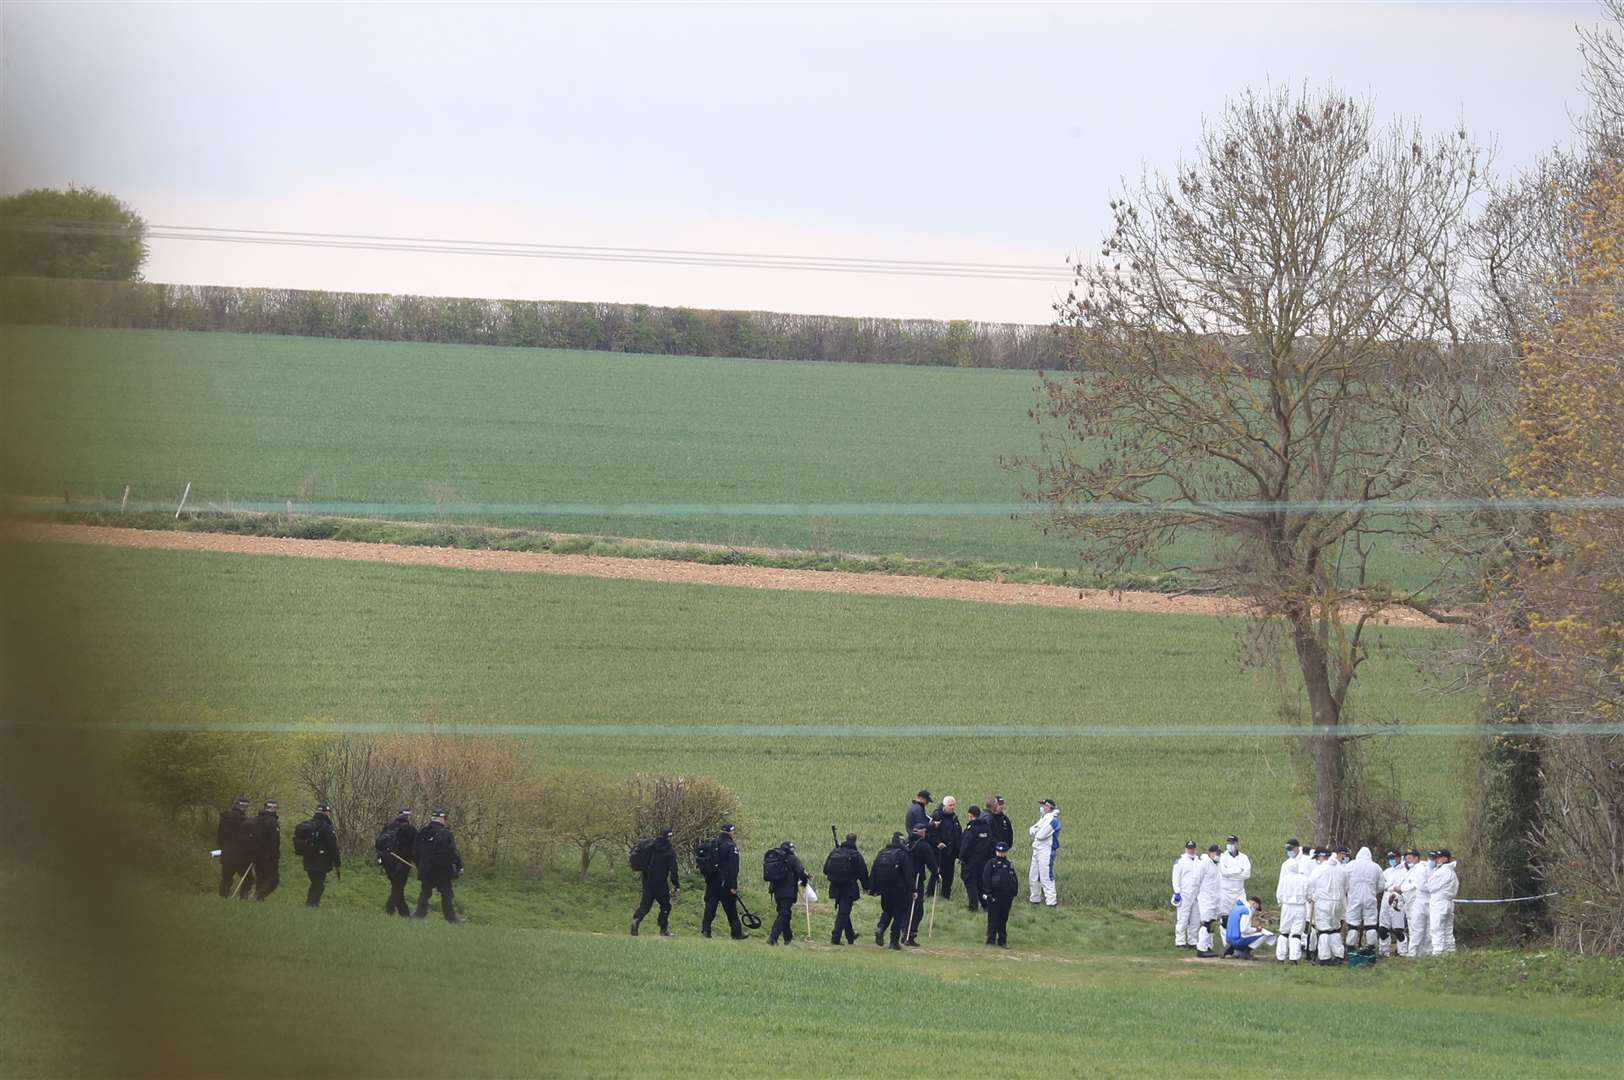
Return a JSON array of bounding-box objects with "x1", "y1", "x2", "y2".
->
[{"x1": 0, "y1": 2, "x2": 1600, "y2": 322}]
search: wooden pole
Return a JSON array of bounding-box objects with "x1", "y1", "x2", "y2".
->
[
  {"x1": 175, "y1": 481, "x2": 191, "y2": 519},
  {"x1": 119, "y1": 484, "x2": 130, "y2": 513}
]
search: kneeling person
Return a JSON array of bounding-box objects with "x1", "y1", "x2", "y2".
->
[{"x1": 1224, "y1": 896, "x2": 1276, "y2": 960}]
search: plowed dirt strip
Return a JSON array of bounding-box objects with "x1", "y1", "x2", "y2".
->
[{"x1": 5, "y1": 523, "x2": 1446, "y2": 627}]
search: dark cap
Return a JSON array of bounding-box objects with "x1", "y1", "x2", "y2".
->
[
  {"x1": 1041, "y1": 799, "x2": 1057, "y2": 809},
  {"x1": 1226, "y1": 835, "x2": 1239, "y2": 843},
  {"x1": 1335, "y1": 846, "x2": 1350, "y2": 855},
  {"x1": 1314, "y1": 848, "x2": 1329, "y2": 858},
  {"x1": 657, "y1": 826, "x2": 673, "y2": 838},
  {"x1": 263, "y1": 800, "x2": 279, "y2": 811},
  {"x1": 1386, "y1": 849, "x2": 1400, "y2": 858},
  {"x1": 967, "y1": 805, "x2": 981, "y2": 815},
  {"x1": 1405, "y1": 848, "x2": 1421, "y2": 858},
  {"x1": 1185, "y1": 840, "x2": 1198, "y2": 849},
  {"x1": 1286, "y1": 837, "x2": 1300, "y2": 848},
  {"x1": 1207, "y1": 844, "x2": 1221, "y2": 853},
  {"x1": 720, "y1": 823, "x2": 735, "y2": 834},
  {"x1": 399, "y1": 806, "x2": 413, "y2": 816},
  {"x1": 233, "y1": 795, "x2": 250, "y2": 807},
  {"x1": 917, "y1": 790, "x2": 932, "y2": 801},
  {"x1": 1436, "y1": 848, "x2": 1452, "y2": 859},
  {"x1": 431, "y1": 809, "x2": 447, "y2": 821},
  {"x1": 911, "y1": 824, "x2": 927, "y2": 835},
  {"x1": 993, "y1": 841, "x2": 1009, "y2": 853},
  {"x1": 315, "y1": 803, "x2": 333, "y2": 815},
  {"x1": 993, "y1": 795, "x2": 1005, "y2": 805},
  {"x1": 781, "y1": 840, "x2": 795, "y2": 851}
]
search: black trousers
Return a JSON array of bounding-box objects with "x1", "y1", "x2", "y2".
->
[
  {"x1": 929, "y1": 856, "x2": 956, "y2": 899},
  {"x1": 220, "y1": 856, "x2": 252, "y2": 899},
  {"x1": 305, "y1": 867, "x2": 329, "y2": 907},
  {"x1": 963, "y1": 861, "x2": 986, "y2": 910},
  {"x1": 875, "y1": 890, "x2": 910, "y2": 945},
  {"x1": 985, "y1": 896, "x2": 1012, "y2": 945},
  {"x1": 768, "y1": 896, "x2": 797, "y2": 943},
  {"x1": 831, "y1": 896, "x2": 858, "y2": 943},
  {"x1": 384, "y1": 864, "x2": 412, "y2": 916},
  {"x1": 415, "y1": 875, "x2": 456, "y2": 921},
  {"x1": 906, "y1": 878, "x2": 931, "y2": 939},
  {"x1": 633, "y1": 879, "x2": 672, "y2": 930},
  {"x1": 254, "y1": 859, "x2": 279, "y2": 901},
  {"x1": 702, "y1": 881, "x2": 743, "y2": 936}
]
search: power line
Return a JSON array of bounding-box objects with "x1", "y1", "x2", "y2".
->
[{"x1": 2, "y1": 221, "x2": 1079, "y2": 283}]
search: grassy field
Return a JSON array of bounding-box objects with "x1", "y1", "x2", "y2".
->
[
  {"x1": 11, "y1": 540, "x2": 1468, "y2": 911},
  {"x1": 0, "y1": 325, "x2": 1446, "y2": 591},
  {"x1": 4, "y1": 876, "x2": 1620, "y2": 1080}
]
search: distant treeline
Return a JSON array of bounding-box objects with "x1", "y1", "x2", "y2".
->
[{"x1": 0, "y1": 277, "x2": 1069, "y2": 370}]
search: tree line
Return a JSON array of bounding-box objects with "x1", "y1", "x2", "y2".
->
[{"x1": 0, "y1": 276, "x2": 1068, "y2": 370}]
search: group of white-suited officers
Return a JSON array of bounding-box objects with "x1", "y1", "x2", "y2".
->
[{"x1": 1171, "y1": 836, "x2": 1461, "y2": 962}]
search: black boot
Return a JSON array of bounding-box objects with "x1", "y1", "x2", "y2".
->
[{"x1": 629, "y1": 918, "x2": 640, "y2": 937}]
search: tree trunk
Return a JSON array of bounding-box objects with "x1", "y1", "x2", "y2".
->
[
  {"x1": 578, "y1": 843, "x2": 592, "y2": 881},
  {"x1": 1291, "y1": 612, "x2": 1345, "y2": 842}
]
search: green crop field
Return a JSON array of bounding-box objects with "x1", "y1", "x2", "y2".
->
[
  {"x1": 0, "y1": 325, "x2": 1445, "y2": 591},
  {"x1": 5, "y1": 873, "x2": 1621, "y2": 1079},
  {"x1": 13, "y1": 540, "x2": 1468, "y2": 911}
]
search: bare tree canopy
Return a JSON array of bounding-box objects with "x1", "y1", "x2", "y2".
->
[{"x1": 1026, "y1": 87, "x2": 1489, "y2": 839}]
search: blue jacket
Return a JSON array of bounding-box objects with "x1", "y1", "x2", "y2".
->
[{"x1": 1224, "y1": 898, "x2": 1252, "y2": 945}]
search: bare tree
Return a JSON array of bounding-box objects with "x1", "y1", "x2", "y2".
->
[{"x1": 1025, "y1": 87, "x2": 1487, "y2": 839}]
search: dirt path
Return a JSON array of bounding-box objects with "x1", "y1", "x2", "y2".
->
[{"x1": 6, "y1": 522, "x2": 1448, "y2": 627}]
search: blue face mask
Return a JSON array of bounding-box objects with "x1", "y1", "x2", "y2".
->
[{"x1": 1387, "y1": 858, "x2": 1398, "y2": 868}]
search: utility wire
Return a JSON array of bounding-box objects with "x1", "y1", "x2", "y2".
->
[{"x1": 1, "y1": 221, "x2": 1078, "y2": 283}]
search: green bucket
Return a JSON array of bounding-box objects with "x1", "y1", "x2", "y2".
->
[{"x1": 1347, "y1": 950, "x2": 1378, "y2": 969}]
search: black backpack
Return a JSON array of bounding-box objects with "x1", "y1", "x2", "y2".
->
[
  {"x1": 292, "y1": 819, "x2": 320, "y2": 857},
  {"x1": 763, "y1": 847, "x2": 790, "y2": 885},
  {"x1": 375, "y1": 823, "x2": 400, "y2": 862},
  {"x1": 628, "y1": 837, "x2": 655, "y2": 873},
  {"x1": 872, "y1": 846, "x2": 907, "y2": 890},
  {"x1": 695, "y1": 840, "x2": 722, "y2": 878},
  {"x1": 823, "y1": 848, "x2": 856, "y2": 885}
]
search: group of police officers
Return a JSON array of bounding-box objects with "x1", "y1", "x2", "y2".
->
[
  {"x1": 214, "y1": 797, "x2": 465, "y2": 922},
  {"x1": 629, "y1": 791, "x2": 1065, "y2": 950},
  {"x1": 1170, "y1": 835, "x2": 1462, "y2": 963}
]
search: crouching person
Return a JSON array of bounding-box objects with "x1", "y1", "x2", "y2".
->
[
  {"x1": 1223, "y1": 896, "x2": 1276, "y2": 960},
  {"x1": 413, "y1": 809, "x2": 463, "y2": 922}
]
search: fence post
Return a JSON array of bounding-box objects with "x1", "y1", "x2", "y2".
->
[{"x1": 175, "y1": 481, "x2": 191, "y2": 520}]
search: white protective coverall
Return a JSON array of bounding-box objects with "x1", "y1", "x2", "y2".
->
[
  {"x1": 1427, "y1": 859, "x2": 1459, "y2": 955},
  {"x1": 1378, "y1": 859, "x2": 1407, "y2": 955},
  {"x1": 1344, "y1": 847, "x2": 1386, "y2": 949},
  {"x1": 1397, "y1": 859, "x2": 1432, "y2": 957},
  {"x1": 1027, "y1": 808, "x2": 1059, "y2": 906},
  {"x1": 1273, "y1": 856, "x2": 1309, "y2": 962},
  {"x1": 1308, "y1": 856, "x2": 1348, "y2": 961},
  {"x1": 1192, "y1": 853, "x2": 1222, "y2": 954},
  {"x1": 1172, "y1": 852, "x2": 1202, "y2": 946},
  {"x1": 1218, "y1": 847, "x2": 1252, "y2": 908}
]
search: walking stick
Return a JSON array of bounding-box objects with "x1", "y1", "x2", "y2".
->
[
  {"x1": 389, "y1": 851, "x2": 414, "y2": 868},
  {"x1": 804, "y1": 888, "x2": 812, "y2": 939},
  {"x1": 928, "y1": 889, "x2": 938, "y2": 942},
  {"x1": 229, "y1": 862, "x2": 255, "y2": 900}
]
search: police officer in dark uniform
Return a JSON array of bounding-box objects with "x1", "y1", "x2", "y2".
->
[
  {"x1": 765, "y1": 841, "x2": 809, "y2": 946},
  {"x1": 249, "y1": 800, "x2": 281, "y2": 901},
  {"x1": 871, "y1": 832, "x2": 915, "y2": 950},
  {"x1": 904, "y1": 823, "x2": 940, "y2": 946},
  {"x1": 959, "y1": 805, "x2": 991, "y2": 912},
  {"x1": 929, "y1": 796, "x2": 962, "y2": 901},
  {"x1": 413, "y1": 809, "x2": 463, "y2": 922},
  {"x1": 701, "y1": 823, "x2": 747, "y2": 940},
  {"x1": 983, "y1": 794, "x2": 1015, "y2": 851},
  {"x1": 217, "y1": 795, "x2": 251, "y2": 898},
  {"x1": 631, "y1": 826, "x2": 679, "y2": 937},
  {"x1": 905, "y1": 790, "x2": 933, "y2": 836},
  {"x1": 300, "y1": 803, "x2": 341, "y2": 907},
  {"x1": 982, "y1": 840, "x2": 1019, "y2": 948},
  {"x1": 824, "y1": 832, "x2": 871, "y2": 945},
  {"x1": 378, "y1": 806, "x2": 417, "y2": 918}
]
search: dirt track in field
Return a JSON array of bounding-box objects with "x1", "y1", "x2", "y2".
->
[{"x1": 6, "y1": 523, "x2": 1448, "y2": 628}]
